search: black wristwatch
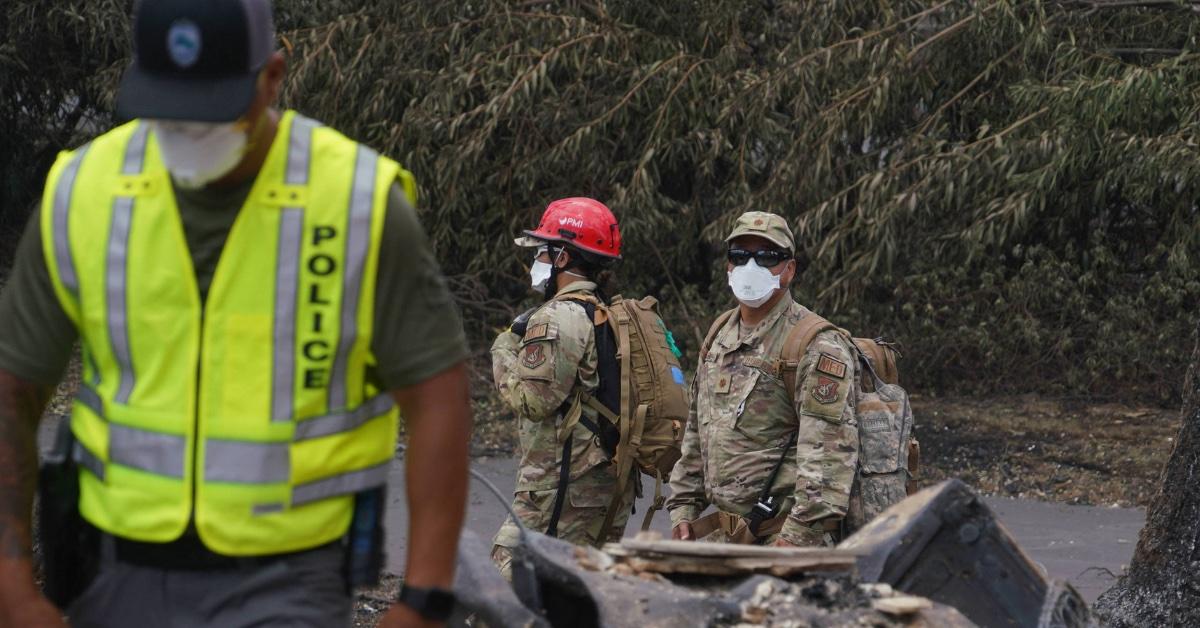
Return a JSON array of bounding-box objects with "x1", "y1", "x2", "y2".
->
[{"x1": 397, "y1": 584, "x2": 456, "y2": 621}]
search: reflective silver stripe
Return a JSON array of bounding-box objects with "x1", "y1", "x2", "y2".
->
[
  {"x1": 328, "y1": 146, "x2": 378, "y2": 410},
  {"x1": 293, "y1": 393, "x2": 394, "y2": 441},
  {"x1": 270, "y1": 116, "x2": 317, "y2": 422},
  {"x1": 122, "y1": 124, "x2": 150, "y2": 175},
  {"x1": 73, "y1": 385, "x2": 108, "y2": 480},
  {"x1": 105, "y1": 126, "x2": 150, "y2": 405},
  {"x1": 52, "y1": 145, "x2": 91, "y2": 299},
  {"x1": 271, "y1": 209, "x2": 304, "y2": 422},
  {"x1": 73, "y1": 441, "x2": 106, "y2": 480},
  {"x1": 292, "y1": 461, "x2": 389, "y2": 507},
  {"x1": 76, "y1": 384, "x2": 104, "y2": 418},
  {"x1": 253, "y1": 503, "x2": 285, "y2": 515},
  {"x1": 286, "y1": 116, "x2": 317, "y2": 185},
  {"x1": 205, "y1": 440, "x2": 290, "y2": 484},
  {"x1": 108, "y1": 424, "x2": 186, "y2": 478},
  {"x1": 107, "y1": 197, "x2": 136, "y2": 404}
]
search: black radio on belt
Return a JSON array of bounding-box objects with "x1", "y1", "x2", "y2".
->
[
  {"x1": 744, "y1": 432, "x2": 798, "y2": 537},
  {"x1": 745, "y1": 495, "x2": 779, "y2": 537}
]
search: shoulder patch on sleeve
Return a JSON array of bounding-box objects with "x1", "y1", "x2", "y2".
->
[
  {"x1": 522, "y1": 343, "x2": 547, "y2": 369},
  {"x1": 815, "y1": 353, "x2": 847, "y2": 379},
  {"x1": 522, "y1": 322, "x2": 558, "y2": 344},
  {"x1": 811, "y1": 376, "x2": 840, "y2": 404}
]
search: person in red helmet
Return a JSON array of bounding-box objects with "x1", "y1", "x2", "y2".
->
[{"x1": 488, "y1": 197, "x2": 634, "y2": 577}]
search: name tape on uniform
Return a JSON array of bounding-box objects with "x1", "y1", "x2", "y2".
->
[
  {"x1": 522, "y1": 322, "x2": 556, "y2": 343},
  {"x1": 815, "y1": 353, "x2": 847, "y2": 379}
]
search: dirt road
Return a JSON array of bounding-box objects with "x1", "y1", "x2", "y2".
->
[{"x1": 383, "y1": 455, "x2": 1144, "y2": 605}]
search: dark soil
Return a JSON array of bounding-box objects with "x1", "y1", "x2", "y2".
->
[{"x1": 913, "y1": 395, "x2": 1177, "y2": 507}]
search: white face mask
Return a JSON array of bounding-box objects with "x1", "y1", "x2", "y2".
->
[
  {"x1": 727, "y1": 258, "x2": 782, "y2": 307},
  {"x1": 530, "y1": 246, "x2": 554, "y2": 291},
  {"x1": 530, "y1": 260, "x2": 553, "y2": 292},
  {"x1": 151, "y1": 120, "x2": 249, "y2": 189}
]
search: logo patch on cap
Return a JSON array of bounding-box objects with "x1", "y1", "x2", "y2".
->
[{"x1": 167, "y1": 20, "x2": 202, "y2": 69}]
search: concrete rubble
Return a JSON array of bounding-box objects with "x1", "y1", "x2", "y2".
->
[{"x1": 449, "y1": 480, "x2": 1098, "y2": 628}]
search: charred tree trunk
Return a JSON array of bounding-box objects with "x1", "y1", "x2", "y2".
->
[{"x1": 1094, "y1": 323, "x2": 1200, "y2": 624}]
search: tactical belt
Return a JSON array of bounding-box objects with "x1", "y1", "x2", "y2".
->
[
  {"x1": 108, "y1": 533, "x2": 340, "y2": 571},
  {"x1": 689, "y1": 510, "x2": 788, "y2": 544},
  {"x1": 689, "y1": 510, "x2": 839, "y2": 545}
]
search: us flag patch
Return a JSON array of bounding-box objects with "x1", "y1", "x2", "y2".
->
[{"x1": 816, "y1": 353, "x2": 847, "y2": 379}]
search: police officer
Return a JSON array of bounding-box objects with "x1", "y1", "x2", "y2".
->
[
  {"x1": 489, "y1": 198, "x2": 636, "y2": 577},
  {"x1": 0, "y1": 1, "x2": 470, "y2": 626},
  {"x1": 667, "y1": 212, "x2": 859, "y2": 547}
]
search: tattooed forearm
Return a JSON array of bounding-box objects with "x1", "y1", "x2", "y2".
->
[{"x1": 0, "y1": 370, "x2": 50, "y2": 562}]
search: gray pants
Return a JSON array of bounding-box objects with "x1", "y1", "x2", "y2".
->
[{"x1": 67, "y1": 541, "x2": 352, "y2": 628}]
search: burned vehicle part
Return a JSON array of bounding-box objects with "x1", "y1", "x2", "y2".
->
[{"x1": 843, "y1": 479, "x2": 1096, "y2": 628}]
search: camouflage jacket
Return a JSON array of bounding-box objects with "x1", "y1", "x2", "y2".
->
[
  {"x1": 666, "y1": 295, "x2": 859, "y2": 544},
  {"x1": 491, "y1": 281, "x2": 612, "y2": 492}
]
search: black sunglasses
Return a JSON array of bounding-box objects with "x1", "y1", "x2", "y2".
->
[{"x1": 727, "y1": 248, "x2": 791, "y2": 268}]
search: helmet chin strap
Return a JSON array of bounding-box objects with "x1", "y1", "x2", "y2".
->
[{"x1": 542, "y1": 247, "x2": 570, "y2": 301}]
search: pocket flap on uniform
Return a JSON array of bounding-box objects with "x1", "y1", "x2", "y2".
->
[{"x1": 567, "y1": 479, "x2": 612, "y2": 508}]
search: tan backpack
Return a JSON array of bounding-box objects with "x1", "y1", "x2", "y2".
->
[
  {"x1": 700, "y1": 308, "x2": 919, "y2": 535},
  {"x1": 559, "y1": 294, "x2": 688, "y2": 534}
]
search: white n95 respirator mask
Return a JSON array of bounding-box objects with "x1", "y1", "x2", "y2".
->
[
  {"x1": 530, "y1": 247, "x2": 553, "y2": 291},
  {"x1": 151, "y1": 120, "x2": 249, "y2": 190},
  {"x1": 530, "y1": 260, "x2": 553, "y2": 292},
  {"x1": 727, "y1": 259, "x2": 782, "y2": 307}
]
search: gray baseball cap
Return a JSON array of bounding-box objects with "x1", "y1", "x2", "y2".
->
[{"x1": 116, "y1": 0, "x2": 276, "y2": 122}]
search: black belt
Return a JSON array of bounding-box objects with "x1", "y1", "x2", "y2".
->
[{"x1": 109, "y1": 533, "x2": 342, "y2": 571}]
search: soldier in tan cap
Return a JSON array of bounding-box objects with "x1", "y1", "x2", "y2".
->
[{"x1": 667, "y1": 211, "x2": 860, "y2": 547}]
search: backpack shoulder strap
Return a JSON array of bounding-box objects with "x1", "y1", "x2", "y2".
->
[
  {"x1": 779, "y1": 312, "x2": 842, "y2": 402},
  {"x1": 556, "y1": 292, "x2": 609, "y2": 325},
  {"x1": 699, "y1": 308, "x2": 738, "y2": 363}
]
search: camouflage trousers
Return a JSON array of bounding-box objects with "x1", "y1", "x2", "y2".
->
[{"x1": 491, "y1": 466, "x2": 636, "y2": 579}]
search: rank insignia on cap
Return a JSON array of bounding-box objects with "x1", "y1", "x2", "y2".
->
[
  {"x1": 815, "y1": 353, "x2": 847, "y2": 379},
  {"x1": 811, "y1": 376, "x2": 839, "y2": 404},
  {"x1": 522, "y1": 343, "x2": 547, "y2": 369}
]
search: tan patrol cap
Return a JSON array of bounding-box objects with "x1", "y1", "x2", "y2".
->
[{"x1": 724, "y1": 211, "x2": 794, "y2": 252}]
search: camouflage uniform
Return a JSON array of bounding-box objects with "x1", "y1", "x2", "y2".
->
[
  {"x1": 667, "y1": 295, "x2": 859, "y2": 546},
  {"x1": 490, "y1": 281, "x2": 635, "y2": 576}
]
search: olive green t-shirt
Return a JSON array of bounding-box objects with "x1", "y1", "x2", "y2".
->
[{"x1": 0, "y1": 180, "x2": 469, "y2": 392}]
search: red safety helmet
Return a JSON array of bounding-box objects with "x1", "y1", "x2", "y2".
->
[{"x1": 517, "y1": 197, "x2": 622, "y2": 259}]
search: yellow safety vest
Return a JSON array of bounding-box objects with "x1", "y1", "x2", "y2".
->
[{"x1": 40, "y1": 111, "x2": 415, "y2": 555}]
